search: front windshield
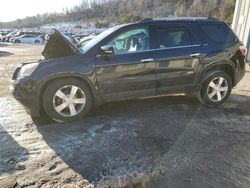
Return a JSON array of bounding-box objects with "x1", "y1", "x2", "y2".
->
[{"x1": 79, "y1": 26, "x2": 122, "y2": 54}]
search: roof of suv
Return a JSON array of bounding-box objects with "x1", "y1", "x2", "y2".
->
[{"x1": 136, "y1": 17, "x2": 221, "y2": 23}]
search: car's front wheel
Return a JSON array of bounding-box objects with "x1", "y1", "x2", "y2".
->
[
  {"x1": 43, "y1": 78, "x2": 93, "y2": 122},
  {"x1": 198, "y1": 71, "x2": 233, "y2": 106},
  {"x1": 14, "y1": 39, "x2": 21, "y2": 43}
]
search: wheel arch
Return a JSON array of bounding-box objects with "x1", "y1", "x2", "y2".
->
[
  {"x1": 200, "y1": 61, "x2": 236, "y2": 86},
  {"x1": 15, "y1": 39, "x2": 21, "y2": 43},
  {"x1": 38, "y1": 74, "x2": 102, "y2": 114}
]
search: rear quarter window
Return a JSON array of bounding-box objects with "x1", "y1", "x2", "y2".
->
[{"x1": 199, "y1": 23, "x2": 237, "y2": 44}]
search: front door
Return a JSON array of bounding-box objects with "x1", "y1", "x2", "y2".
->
[{"x1": 95, "y1": 27, "x2": 156, "y2": 102}]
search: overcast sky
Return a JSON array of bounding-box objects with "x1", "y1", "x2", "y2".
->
[{"x1": 0, "y1": 0, "x2": 83, "y2": 22}]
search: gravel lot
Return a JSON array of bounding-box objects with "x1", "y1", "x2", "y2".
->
[{"x1": 0, "y1": 44, "x2": 250, "y2": 188}]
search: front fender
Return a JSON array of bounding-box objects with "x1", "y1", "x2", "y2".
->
[{"x1": 37, "y1": 72, "x2": 102, "y2": 107}]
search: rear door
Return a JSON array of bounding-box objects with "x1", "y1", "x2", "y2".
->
[
  {"x1": 27, "y1": 35, "x2": 35, "y2": 43},
  {"x1": 151, "y1": 23, "x2": 202, "y2": 94},
  {"x1": 21, "y1": 35, "x2": 33, "y2": 43},
  {"x1": 95, "y1": 26, "x2": 156, "y2": 101},
  {"x1": 20, "y1": 35, "x2": 28, "y2": 43}
]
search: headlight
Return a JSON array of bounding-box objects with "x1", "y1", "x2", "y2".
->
[{"x1": 17, "y1": 63, "x2": 39, "y2": 79}]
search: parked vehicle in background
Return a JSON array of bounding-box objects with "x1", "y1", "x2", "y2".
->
[
  {"x1": 4, "y1": 31, "x2": 24, "y2": 42},
  {"x1": 0, "y1": 31, "x2": 44, "y2": 42},
  {"x1": 45, "y1": 33, "x2": 53, "y2": 41},
  {"x1": 79, "y1": 36, "x2": 95, "y2": 47},
  {"x1": 12, "y1": 17, "x2": 246, "y2": 123},
  {"x1": 10, "y1": 34, "x2": 43, "y2": 44},
  {"x1": 0, "y1": 31, "x2": 16, "y2": 42},
  {"x1": 38, "y1": 33, "x2": 46, "y2": 41},
  {"x1": 73, "y1": 34, "x2": 89, "y2": 41},
  {"x1": 3, "y1": 31, "x2": 17, "y2": 42},
  {"x1": 0, "y1": 33, "x2": 4, "y2": 42}
]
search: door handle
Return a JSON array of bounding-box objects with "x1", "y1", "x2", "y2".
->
[
  {"x1": 141, "y1": 58, "x2": 154, "y2": 62},
  {"x1": 190, "y1": 53, "x2": 201, "y2": 58}
]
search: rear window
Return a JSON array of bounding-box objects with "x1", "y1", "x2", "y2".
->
[
  {"x1": 154, "y1": 27, "x2": 199, "y2": 49},
  {"x1": 199, "y1": 23, "x2": 237, "y2": 44}
]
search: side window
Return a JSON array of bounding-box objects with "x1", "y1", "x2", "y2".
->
[
  {"x1": 199, "y1": 23, "x2": 236, "y2": 44},
  {"x1": 23, "y1": 35, "x2": 33, "y2": 38},
  {"x1": 154, "y1": 27, "x2": 198, "y2": 49},
  {"x1": 106, "y1": 28, "x2": 150, "y2": 55}
]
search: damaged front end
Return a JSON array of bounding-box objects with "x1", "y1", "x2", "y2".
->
[
  {"x1": 42, "y1": 29, "x2": 80, "y2": 59},
  {"x1": 11, "y1": 29, "x2": 81, "y2": 116}
]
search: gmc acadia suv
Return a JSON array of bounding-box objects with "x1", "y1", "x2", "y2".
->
[{"x1": 11, "y1": 17, "x2": 247, "y2": 122}]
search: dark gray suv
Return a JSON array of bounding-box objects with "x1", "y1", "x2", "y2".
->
[{"x1": 11, "y1": 17, "x2": 246, "y2": 122}]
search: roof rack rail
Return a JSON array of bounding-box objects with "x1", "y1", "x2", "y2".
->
[
  {"x1": 207, "y1": 17, "x2": 218, "y2": 20},
  {"x1": 137, "y1": 18, "x2": 153, "y2": 23}
]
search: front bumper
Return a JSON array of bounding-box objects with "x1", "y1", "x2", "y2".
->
[{"x1": 11, "y1": 77, "x2": 41, "y2": 117}]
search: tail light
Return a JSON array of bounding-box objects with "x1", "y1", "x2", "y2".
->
[{"x1": 239, "y1": 45, "x2": 247, "y2": 62}]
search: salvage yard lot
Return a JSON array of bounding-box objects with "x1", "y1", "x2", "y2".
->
[{"x1": 0, "y1": 44, "x2": 250, "y2": 188}]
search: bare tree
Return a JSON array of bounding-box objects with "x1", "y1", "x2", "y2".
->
[{"x1": 0, "y1": 0, "x2": 236, "y2": 29}]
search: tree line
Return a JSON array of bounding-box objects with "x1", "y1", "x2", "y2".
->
[{"x1": 0, "y1": 0, "x2": 236, "y2": 29}]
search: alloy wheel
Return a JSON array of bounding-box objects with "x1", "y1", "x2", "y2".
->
[
  {"x1": 53, "y1": 85, "x2": 86, "y2": 117},
  {"x1": 207, "y1": 77, "x2": 228, "y2": 102}
]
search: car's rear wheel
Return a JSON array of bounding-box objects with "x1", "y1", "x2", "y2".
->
[
  {"x1": 198, "y1": 71, "x2": 232, "y2": 106},
  {"x1": 43, "y1": 78, "x2": 93, "y2": 123},
  {"x1": 35, "y1": 40, "x2": 40, "y2": 43}
]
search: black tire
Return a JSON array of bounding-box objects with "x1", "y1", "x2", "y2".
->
[
  {"x1": 35, "y1": 40, "x2": 40, "y2": 44},
  {"x1": 43, "y1": 78, "x2": 93, "y2": 123},
  {"x1": 197, "y1": 71, "x2": 233, "y2": 106},
  {"x1": 14, "y1": 39, "x2": 21, "y2": 43}
]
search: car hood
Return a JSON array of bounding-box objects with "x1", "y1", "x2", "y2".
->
[{"x1": 42, "y1": 29, "x2": 79, "y2": 59}]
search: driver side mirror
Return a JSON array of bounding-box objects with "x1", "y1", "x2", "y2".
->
[{"x1": 100, "y1": 45, "x2": 114, "y2": 57}]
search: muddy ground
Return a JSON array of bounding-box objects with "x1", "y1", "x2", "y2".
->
[{"x1": 0, "y1": 44, "x2": 250, "y2": 188}]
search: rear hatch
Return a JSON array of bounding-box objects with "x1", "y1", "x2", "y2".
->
[{"x1": 42, "y1": 29, "x2": 79, "y2": 59}]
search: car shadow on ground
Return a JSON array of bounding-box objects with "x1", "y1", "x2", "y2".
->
[
  {"x1": 0, "y1": 51, "x2": 13, "y2": 57},
  {"x1": 0, "y1": 126, "x2": 28, "y2": 176},
  {"x1": 33, "y1": 95, "x2": 199, "y2": 182},
  {"x1": 33, "y1": 94, "x2": 250, "y2": 186}
]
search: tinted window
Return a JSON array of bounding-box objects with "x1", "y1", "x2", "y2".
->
[
  {"x1": 80, "y1": 26, "x2": 122, "y2": 54},
  {"x1": 107, "y1": 28, "x2": 150, "y2": 55},
  {"x1": 154, "y1": 27, "x2": 198, "y2": 49},
  {"x1": 22, "y1": 34, "x2": 36, "y2": 38},
  {"x1": 27, "y1": 35, "x2": 36, "y2": 38},
  {"x1": 199, "y1": 23, "x2": 236, "y2": 44}
]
